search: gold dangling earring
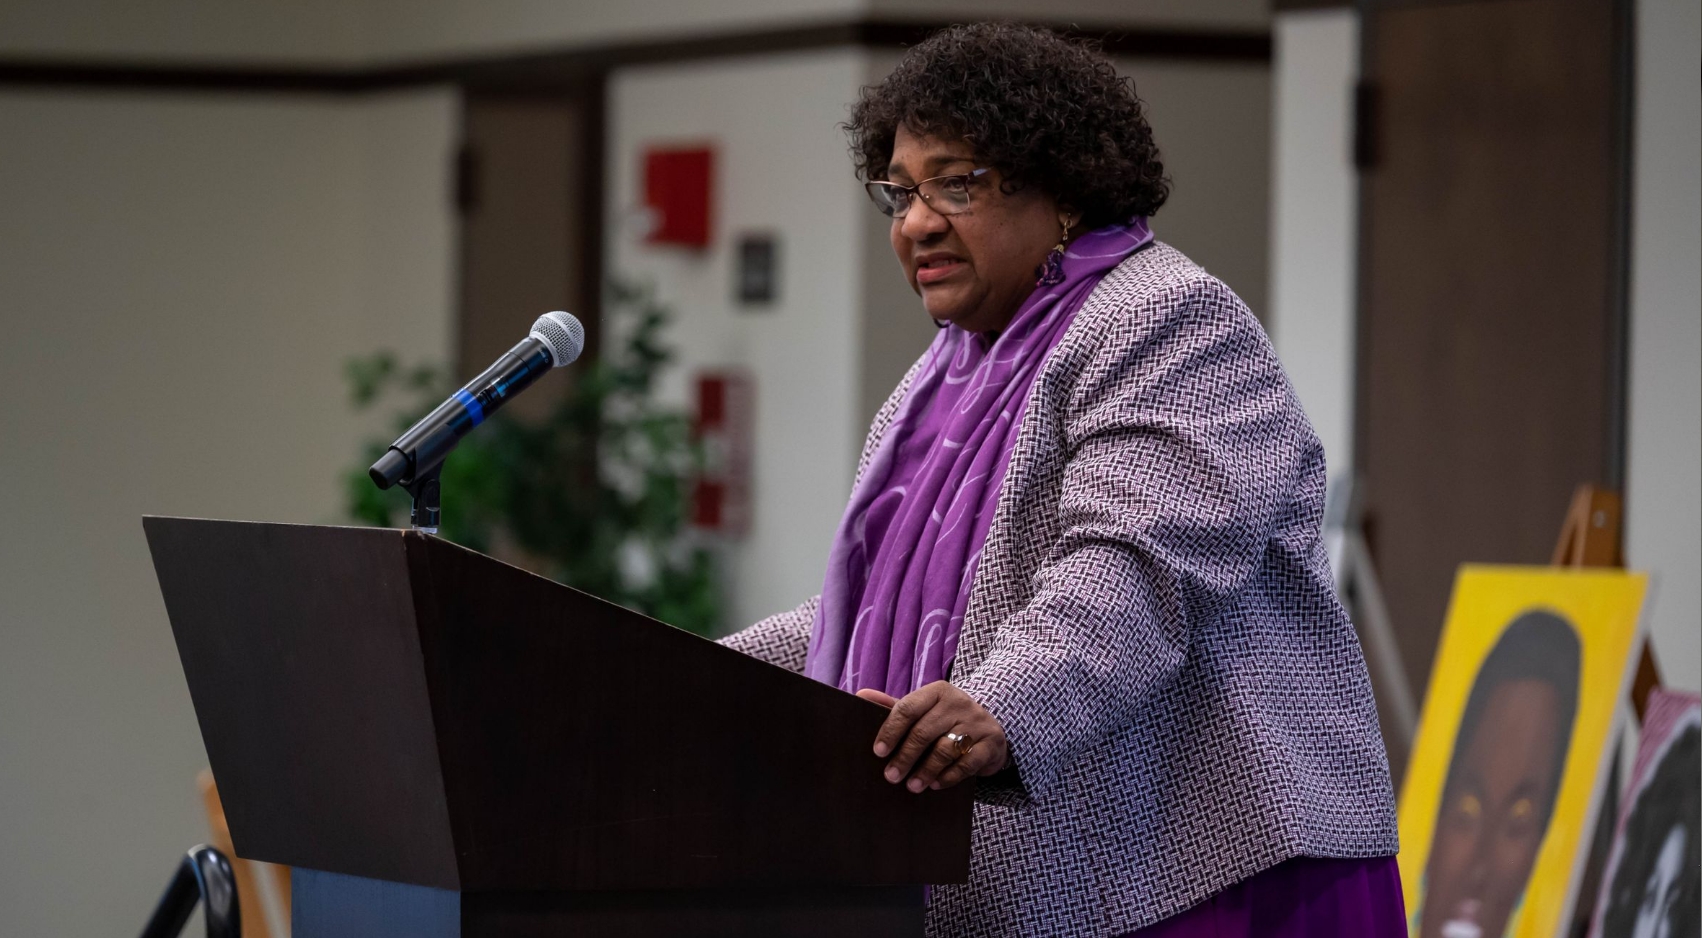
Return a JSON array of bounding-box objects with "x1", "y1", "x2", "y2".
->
[{"x1": 1036, "y1": 215, "x2": 1074, "y2": 287}]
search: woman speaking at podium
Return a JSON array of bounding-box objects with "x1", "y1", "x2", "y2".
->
[{"x1": 720, "y1": 24, "x2": 1402, "y2": 937}]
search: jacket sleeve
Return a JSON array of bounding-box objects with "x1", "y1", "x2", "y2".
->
[
  {"x1": 716, "y1": 595, "x2": 819, "y2": 673},
  {"x1": 954, "y1": 276, "x2": 1310, "y2": 803}
]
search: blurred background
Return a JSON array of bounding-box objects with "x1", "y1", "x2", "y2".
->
[{"x1": 0, "y1": 0, "x2": 1694, "y2": 934}]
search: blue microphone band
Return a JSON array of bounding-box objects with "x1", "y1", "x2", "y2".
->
[{"x1": 453, "y1": 388, "x2": 486, "y2": 427}]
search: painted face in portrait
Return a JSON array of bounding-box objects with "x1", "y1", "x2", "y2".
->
[
  {"x1": 1418, "y1": 612, "x2": 1581, "y2": 938},
  {"x1": 1630, "y1": 824, "x2": 1689, "y2": 938},
  {"x1": 1421, "y1": 681, "x2": 1566, "y2": 938},
  {"x1": 1602, "y1": 717, "x2": 1702, "y2": 938}
]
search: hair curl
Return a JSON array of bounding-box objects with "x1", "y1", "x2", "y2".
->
[{"x1": 845, "y1": 23, "x2": 1169, "y2": 228}]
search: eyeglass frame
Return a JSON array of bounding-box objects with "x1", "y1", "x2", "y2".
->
[{"x1": 864, "y1": 167, "x2": 992, "y2": 218}]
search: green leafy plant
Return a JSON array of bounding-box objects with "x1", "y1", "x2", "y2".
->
[{"x1": 343, "y1": 277, "x2": 719, "y2": 635}]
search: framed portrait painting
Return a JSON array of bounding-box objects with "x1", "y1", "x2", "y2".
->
[
  {"x1": 1397, "y1": 565, "x2": 1648, "y2": 938},
  {"x1": 1587, "y1": 688, "x2": 1700, "y2": 938}
]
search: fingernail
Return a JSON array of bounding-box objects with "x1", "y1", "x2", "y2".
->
[
  {"x1": 885, "y1": 767, "x2": 901, "y2": 783},
  {"x1": 930, "y1": 781, "x2": 941, "y2": 790},
  {"x1": 874, "y1": 743, "x2": 890, "y2": 757},
  {"x1": 907, "y1": 778, "x2": 924, "y2": 793}
]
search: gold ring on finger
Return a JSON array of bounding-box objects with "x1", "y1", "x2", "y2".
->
[{"x1": 943, "y1": 731, "x2": 975, "y2": 760}]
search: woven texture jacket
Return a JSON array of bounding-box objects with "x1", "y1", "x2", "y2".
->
[{"x1": 720, "y1": 243, "x2": 1399, "y2": 937}]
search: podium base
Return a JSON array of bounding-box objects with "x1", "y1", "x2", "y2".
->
[{"x1": 294, "y1": 869, "x2": 926, "y2": 937}]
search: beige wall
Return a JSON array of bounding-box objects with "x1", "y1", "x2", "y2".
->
[
  {"x1": 0, "y1": 0, "x2": 362, "y2": 64},
  {"x1": 358, "y1": 0, "x2": 856, "y2": 62},
  {"x1": 1119, "y1": 57, "x2": 1271, "y2": 321},
  {"x1": 0, "y1": 86, "x2": 456, "y2": 935},
  {"x1": 0, "y1": 0, "x2": 1268, "y2": 66},
  {"x1": 0, "y1": 0, "x2": 856, "y2": 64},
  {"x1": 869, "y1": 0, "x2": 1267, "y2": 30}
]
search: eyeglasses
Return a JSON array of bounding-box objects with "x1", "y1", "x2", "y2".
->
[{"x1": 864, "y1": 168, "x2": 991, "y2": 218}]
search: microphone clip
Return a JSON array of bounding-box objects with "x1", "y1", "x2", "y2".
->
[{"x1": 402, "y1": 460, "x2": 443, "y2": 535}]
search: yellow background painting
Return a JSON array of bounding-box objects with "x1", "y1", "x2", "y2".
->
[{"x1": 1397, "y1": 565, "x2": 1647, "y2": 938}]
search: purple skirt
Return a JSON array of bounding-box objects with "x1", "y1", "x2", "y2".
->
[{"x1": 1124, "y1": 856, "x2": 1406, "y2": 938}]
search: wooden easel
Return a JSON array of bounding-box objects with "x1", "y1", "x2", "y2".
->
[
  {"x1": 1549, "y1": 484, "x2": 1663, "y2": 721},
  {"x1": 199, "y1": 770, "x2": 290, "y2": 938},
  {"x1": 1551, "y1": 484, "x2": 1663, "y2": 937}
]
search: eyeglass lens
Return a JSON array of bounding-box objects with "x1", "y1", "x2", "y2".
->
[{"x1": 867, "y1": 175, "x2": 975, "y2": 218}]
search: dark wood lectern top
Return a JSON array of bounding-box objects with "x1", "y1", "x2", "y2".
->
[{"x1": 144, "y1": 517, "x2": 971, "y2": 894}]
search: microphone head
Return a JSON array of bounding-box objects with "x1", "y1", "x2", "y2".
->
[{"x1": 530, "y1": 311, "x2": 585, "y2": 367}]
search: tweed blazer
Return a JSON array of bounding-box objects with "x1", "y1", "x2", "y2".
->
[{"x1": 719, "y1": 242, "x2": 1399, "y2": 937}]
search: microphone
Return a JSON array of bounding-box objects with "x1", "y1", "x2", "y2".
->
[{"x1": 369, "y1": 311, "x2": 584, "y2": 491}]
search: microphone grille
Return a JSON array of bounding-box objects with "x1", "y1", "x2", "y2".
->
[{"x1": 530, "y1": 311, "x2": 585, "y2": 367}]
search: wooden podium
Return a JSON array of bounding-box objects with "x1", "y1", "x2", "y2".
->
[{"x1": 144, "y1": 517, "x2": 972, "y2": 937}]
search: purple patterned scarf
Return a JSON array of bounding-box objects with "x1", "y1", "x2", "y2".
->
[{"x1": 803, "y1": 219, "x2": 1154, "y2": 697}]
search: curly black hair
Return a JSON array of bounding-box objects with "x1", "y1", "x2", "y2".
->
[{"x1": 845, "y1": 23, "x2": 1169, "y2": 229}]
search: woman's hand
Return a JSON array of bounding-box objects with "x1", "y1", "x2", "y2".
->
[{"x1": 856, "y1": 681, "x2": 1010, "y2": 792}]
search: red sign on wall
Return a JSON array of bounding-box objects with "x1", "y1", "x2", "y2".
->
[
  {"x1": 692, "y1": 370, "x2": 752, "y2": 536},
  {"x1": 643, "y1": 146, "x2": 714, "y2": 248}
]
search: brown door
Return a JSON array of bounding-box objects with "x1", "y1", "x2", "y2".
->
[
  {"x1": 1355, "y1": 0, "x2": 1629, "y2": 696},
  {"x1": 457, "y1": 89, "x2": 600, "y2": 418}
]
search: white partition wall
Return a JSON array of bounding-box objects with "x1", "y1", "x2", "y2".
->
[
  {"x1": 1265, "y1": 8, "x2": 1358, "y2": 475},
  {"x1": 607, "y1": 50, "x2": 870, "y2": 633},
  {"x1": 1625, "y1": 0, "x2": 1702, "y2": 693}
]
